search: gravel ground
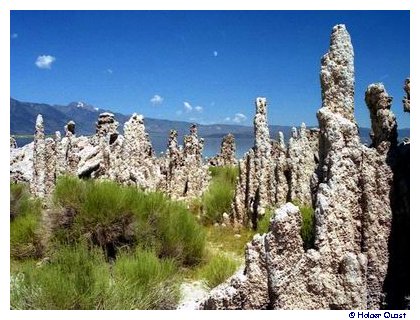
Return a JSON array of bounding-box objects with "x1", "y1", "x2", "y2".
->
[{"x1": 177, "y1": 280, "x2": 209, "y2": 310}]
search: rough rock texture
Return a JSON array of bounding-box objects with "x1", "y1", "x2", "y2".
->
[
  {"x1": 232, "y1": 98, "x2": 277, "y2": 228},
  {"x1": 365, "y1": 84, "x2": 397, "y2": 149},
  {"x1": 109, "y1": 113, "x2": 161, "y2": 190},
  {"x1": 287, "y1": 123, "x2": 318, "y2": 205},
  {"x1": 271, "y1": 131, "x2": 288, "y2": 205},
  {"x1": 320, "y1": 24, "x2": 355, "y2": 122},
  {"x1": 177, "y1": 281, "x2": 209, "y2": 310},
  {"x1": 10, "y1": 136, "x2": 17, "y2": 149},
  {"x1": 44, "y1": 138, "x2": 57, "y2": 195},
  {"x1": 10, "y1": 142, "x2": 33, "y2": 183},
  {"x1": 22, "y1": 115, "x2": 59, "y2": 197},
  {"x1": 164, "y1": 125, "x2": 210, "y2": 199},
  {"x1": 95, "y1": 112, "x2": 119, "y2": 138},
  {"x1": 402, "y1": 78, "x2": 410, "y2": 113},
  {"x1": 202, "y1": 24, "x2": 397, "y2": 310},
  {"x1": 232, "y1": 100, "x2": 318, "y2": 228},
  {"x1": 30, "y1": 115, "x2": 47, "y2": 197},
  {"x1": 164, "y1": 129, "x2": 184, "y2": 195},
  {"x1": 12, "y1": 112, "x2": 163, "y2": 194},
  {"x1": 201, "y1": 234, "x2": 269, "y2": 310},
  {"x1": 66, "y1": 120, "x2": 76, "y2": 135},
  {"x1": 208, "y1": 133, "x2": 237, "y2": 166},
  {"x1": 253, "y1": 98, "x2": 272, "y2": 217},
  {"x1": 383, "y1": 79, "x2": 410, "y2": 309}
]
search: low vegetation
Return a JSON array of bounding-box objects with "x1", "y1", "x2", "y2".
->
[
  {"x1": 290, "y1": 200, "x2": 316, "y2": 249},
  {"x1": 11, "y1": 243, "x2": 109, "y2": 309},
  {"x1": 206, "y1": 225, "x2": 254, "y2": 256},
  {"x1": 11, "y1": 177, "x2": 205, "y2": 309},
  {"x1": 256, "y1": 208, "x2": 274, "y2": 235},
  {"x1": 197, "y1": 252, "x2": 239, "y2": 288},
  {"x1": 105, "y1": 248, "x2": 180, "y2": 309},
  {"x1": 10, "y1": 168, "x2": 254, "y2": 309},
  {"x1": 52, "y1": 176, "x2": 205, "y2": 265},
  {"x1": 201, "y1": 166, "x2": 238, "y2": 224},
  {"x1": 299, "y1": 204, "x2": 315, "y2": 250},
  {"x1": 10, "y1": 183, "x2": 43, "y2": 260},
  {"x1": 10, "y1": 243, "x2": 180, "y2": 309}
]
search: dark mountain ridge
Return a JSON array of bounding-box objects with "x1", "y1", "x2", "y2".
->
[{"x1": 10, "y1": 98, "x2": 410, "y2": 143}]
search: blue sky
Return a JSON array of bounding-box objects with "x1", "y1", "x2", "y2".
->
[{"x1": 11, "y1": 11, "x2": 410, "y2": 128}]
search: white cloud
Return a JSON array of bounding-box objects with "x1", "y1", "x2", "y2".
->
[
  {"x1": 11, "y1": 33, "x2": 18, "y2": 39},
  {"x1": 213, "y1": 51, "x2": 218, "y2": 57},
  {"x1": 106, "y1": 68, "x2": 113, "y2": 74},
  {"x1": 150, "y1": 94, "x2": 164, "y2": 105},
  {"x1": 183, "y1": 101, "x2": 193, "y2": 112},
  {"x1": 195, "y1": 106, "x2": 203, "y2": 112},
  {"x1": 35, "y1": 55, "x2": 56, "y2": 69},
  {"x1": 233, "y1": 113, "x2": 247, "y2": 124},
  {"x1": 224, "y1": 117, "x2": 231, "y2": 122}
]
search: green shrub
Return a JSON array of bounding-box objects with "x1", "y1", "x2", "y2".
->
[
  {"x1": 154, "y1": 200, "x2": 206, "y2": 265},
  {"x1": 53, "y1": 176, "x2": 87, "y2": 210},
  {"x1": 256, "y1": 209, "x2": 274, "y2": 235},
  {"x1": 11, "y1": 244, "x2": 182, "y2": 310},
  {"x1": 10, "y1": 183, "x2": 43, "y2": 259},
  {"x1": 108, "y1": 248, "x2": 180, "y2": 309},
  {"x1": 198, "y1": 253, "x2": 239, "y2": 288},
  {"x1": 11, "y1": 183, "x2": 28, "y2": 220},
  {"x1": 300, "y1": 205, "x2": 315, "y2": 250},
  {"x1": 209, "y1": 166, "x2": 239, "y2": 186},
  {"x1": 52, "y1": 176, "x2": 205, "y2": 266},
  {"x1": 10, "y1": 260, "x2": 39, "y2": 309},
  {"x1": 11, "y1": 243, "x2": 110, "y2": 310},
  {"x1": 291, "y1": 200, "x2": 316, "y2": 250},
  {"x1": 202, "y1": 166, "x2": 238, "y2": 224},
  {"x1": 188, "y1": 197, "x2": 203, "y2": 217}
]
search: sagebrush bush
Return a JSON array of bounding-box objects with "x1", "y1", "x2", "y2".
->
[
  {"x1": 11, "y1": 243, "x2": 182, "y2": 310},
  {"x1": 53, "y1": 176, "x2": 87, "y2": 210},
  {"x1": 11, "y1": 183, "x2": 27, "y2": 220},
  {"x1": 10, "y1": 183, "x2": 43, "y2": 259},
  {"x1": 197, "y1": 253, "x2": 239, "y2": 288},
  {"x1": 209, "y1": 166, "x2": 239, "y2": 185},
  {"x1": 52, "y1": 176, "x2": 205, "y2": 265},
  {"x1": 202, "y1": 166, "x2": 238, "y2": 224},
  {"x1": 11, "y1": 243, "x2": 110, "y2": 310},
  {"x1": 108, "y1": 248, "x2": 180, "y2": 309}
]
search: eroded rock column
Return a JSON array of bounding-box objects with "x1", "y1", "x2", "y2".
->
[
  {"x1": 10, "y1": 136, "x2": 17, "y2": 149},
  {"x1": 113, "y1": 113, "x2": 161, "y2": 190},
  {"x1": 202, "y1": 24, "x2": 395, "y2": 310},
  {"x1": 163, "y1": 125, "x2": 210, "y2": 200},
  {"x1": 287, "y1": 123, "x2": 318, "y2": 205},
  {"x1": 231, "y1": 98, "x2": 275, "y2": 227},
  {"x1": 271, "y1": 131, "x2": 288, "y2": 205},
  {"x1": 30, "y1": 115, "x2": 46, "y2": 197},
  {"x1": 209, "y1": 133, "x2": 237, "y2": 166},
  {"x1": 403, "y1": 78, "x2": 410, "y2": 113}
]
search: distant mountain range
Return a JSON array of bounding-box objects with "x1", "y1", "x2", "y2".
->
[{"x1": 10, "y1": 98, "x2": 410, "y2": 143}]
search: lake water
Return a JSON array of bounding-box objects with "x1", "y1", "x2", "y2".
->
[
  {"x1": 15, "y1": 134, "x2": 391, "y2": 159},
  {"x1": 15, "y1": 136, "x2": 255, "y2": 159}
]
